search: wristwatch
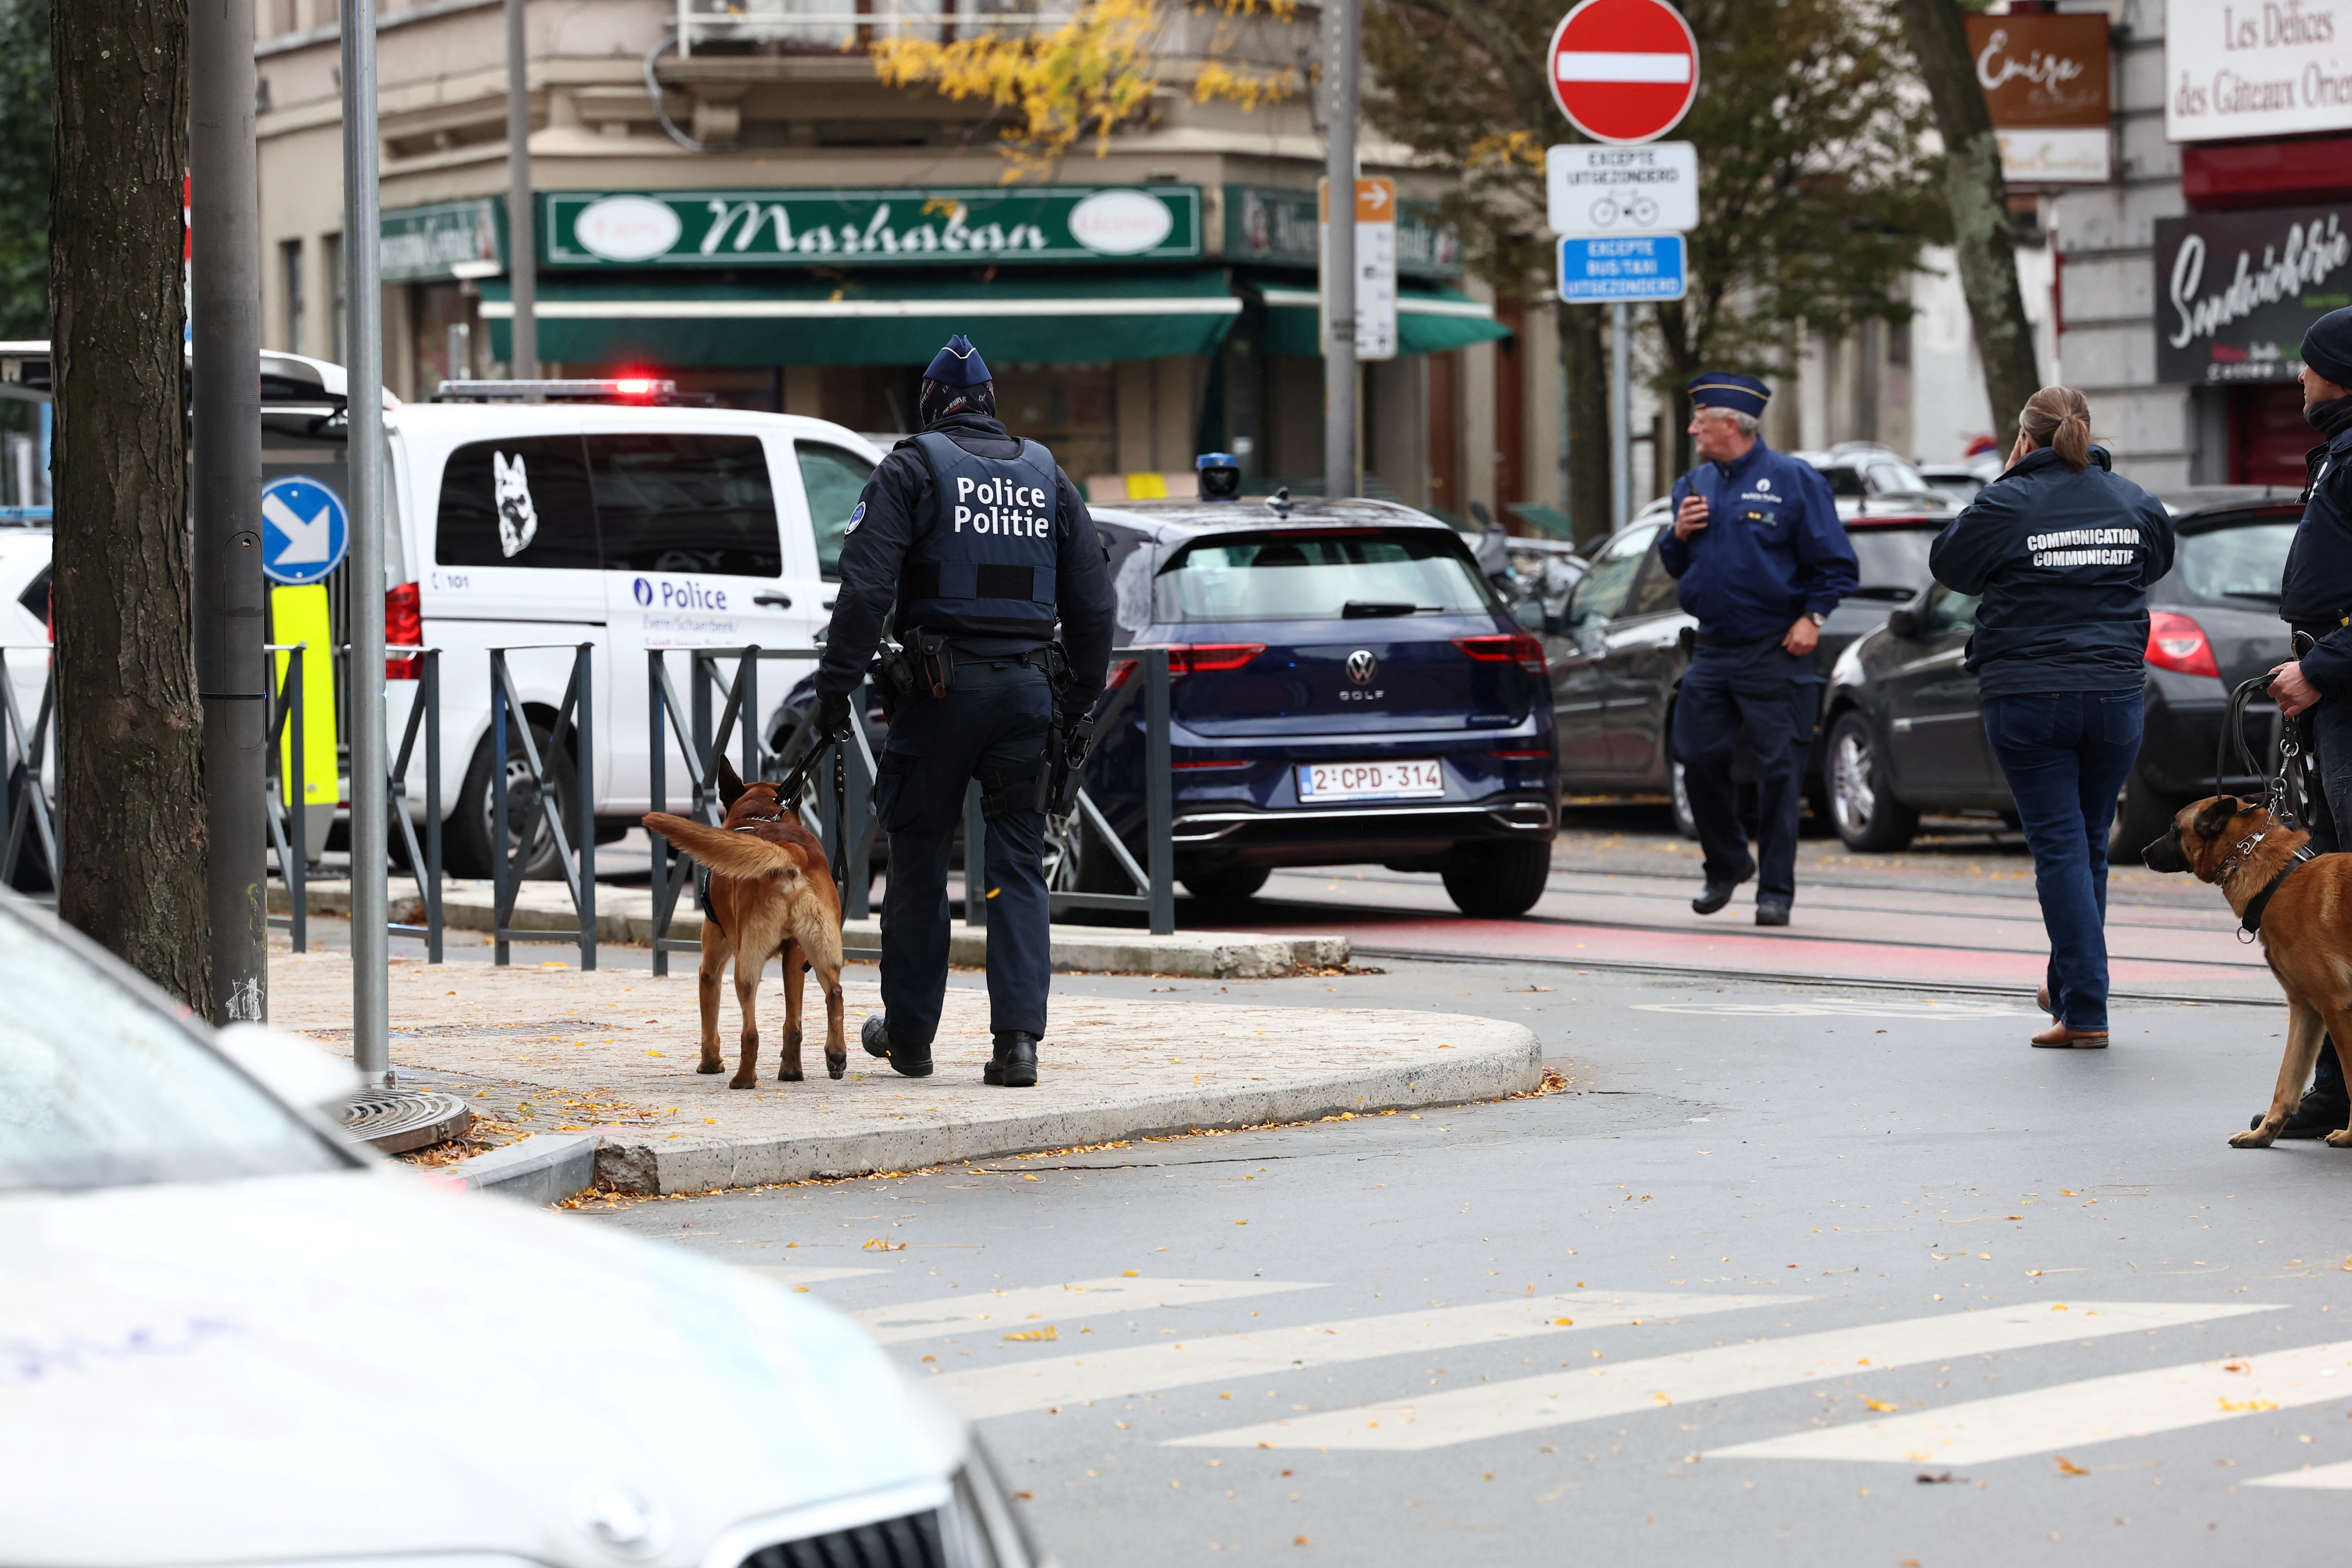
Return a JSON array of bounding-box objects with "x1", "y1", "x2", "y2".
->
[{"x1": 1808, "y1": 612, "x2": 1827, "y2": 628}]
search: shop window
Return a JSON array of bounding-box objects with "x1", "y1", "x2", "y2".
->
[
  {"x1": 996, "y1": 363, "x2": 1116, "y2": 490},
  {"x1": 2231, "y1": 384, "x2": 2313, "y2": 488},
  {"x1": 588, "y1": 433, "x2": 782, "y2": 578},
  {"x1": 796, "y1": 442, "x2": 874, "y2": 581},
  {"x1": 434, "y1": 435, "x2": 601, "y2": 569}
]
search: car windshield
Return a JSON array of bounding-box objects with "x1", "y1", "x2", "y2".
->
[
  {"x1": 1152, "y1": 530, "x2": 1497, "y2": 621},
  {"x1": 2171, "y1": 518, "x2": 2297, "y2": 604},
  {"x1": 1847, "y1": 527, "x2": 1939, "y2": 602},
  {"x1": 0, "y1": 909, "x2": 348, "y2": 1191}
]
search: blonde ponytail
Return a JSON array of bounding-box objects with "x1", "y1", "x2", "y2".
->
[{"x1": 2018, "y1": 385, "x2": 2093, "y2": 473}]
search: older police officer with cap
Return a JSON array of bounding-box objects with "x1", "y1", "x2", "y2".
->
[
  {"x1": 1658, "y1": 372, "x2": 1858, "y2": 926},
  {"x1": 810, "y1": 334, "x2": 1116, "y2": 1088}
]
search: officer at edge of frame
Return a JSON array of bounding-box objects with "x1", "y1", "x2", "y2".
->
[
  {"x1": 808, "y1": 334, "x2": 1117, "y2": 1088},
  {"x1": 1658, "y1": 371, "x2": 1859, "y2": 927}
]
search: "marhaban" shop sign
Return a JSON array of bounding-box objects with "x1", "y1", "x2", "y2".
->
[{"x1": 543, "y1": 186, "x2": 1203, "y2": 268}]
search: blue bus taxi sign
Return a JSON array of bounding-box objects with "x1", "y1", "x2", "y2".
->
[{"x1": 1555, "y1": 232, "x2": 1687, "y2": 303}]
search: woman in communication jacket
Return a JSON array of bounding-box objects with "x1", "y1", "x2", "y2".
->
[{"x1": 1929, "y1": 387, "x2": 2174, "y2": 1049}]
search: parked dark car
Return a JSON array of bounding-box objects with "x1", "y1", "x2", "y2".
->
[
  {"x1": 1545, "y1": 500, "x2": 1955, "y2": 832},
  {"x1": 1064, "y1": 496, "x2": 1561, "y2": 917},
  {"x1": 1819, "y1": 488, "x2": 2301, "y2": 853}
]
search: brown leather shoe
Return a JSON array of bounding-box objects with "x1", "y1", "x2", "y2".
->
[{"x1": 2032, "y1": 1022, "x2": 2108, "y2": 1048}]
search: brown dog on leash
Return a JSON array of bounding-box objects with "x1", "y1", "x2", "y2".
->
[
  {"x1": 642, "y1": 759, "x2": 847, "y2": 1087},
  {"x1": 2141, "y1": 794, "x2": 2344, "y2": 1148}
]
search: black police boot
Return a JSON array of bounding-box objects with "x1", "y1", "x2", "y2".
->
[
  {"x1": 2260, "y1": 1093, "x2": 2352, "y2": 1140},
  {"x1": 860, "y1": 1013, "x2": 932, "y2": 1078},
  {"x1": 1755, "y1": 897, "x2": 1792, "y2": 927},
  {"x1": 985, "y1": 1031, "x2": 1040, "y2": 1088},
  {"x1": 1692, "y1": 864, "x2": 1755, "y2": 916}
]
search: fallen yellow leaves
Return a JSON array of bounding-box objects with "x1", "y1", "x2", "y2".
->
[
  {"x1": 2218, "y1": 1397, "x2": 2277, "y2": 1412},
  {"x1": 1004, "y1": 1326, "x2": 1058, "y2": 1342},
  {"x1": 2055, "y1": 1456, "x2": 2091, "y2": 1476},
  {"x1": 1863, "y1": 1398, "x2": 1899, "y2": 1413},
  {"x1": 862, "y1": 1237, "x2": 907, "y2": 1252}
]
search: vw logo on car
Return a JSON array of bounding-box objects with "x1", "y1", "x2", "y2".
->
[{"x1": 1346, "y1": 649, "x2": 1379, "y2": 684}]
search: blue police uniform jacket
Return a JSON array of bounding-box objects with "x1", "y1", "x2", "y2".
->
[
  {"x1": 899, "y1": 431, "x2": 1061, "y2": 635},
  {"x1": 1926, "y1": 445, "x2": 2173, "y2": 700},
  {"x1": 1657, "y1": 440, "x2": 1857, "y2": 653},
  {"x1": 2279, "y1": 420, "x2": 2352, "y2": 692}
]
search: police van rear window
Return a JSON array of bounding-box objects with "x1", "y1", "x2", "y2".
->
[
  {"x1": 1152, "y1": 529, "x2": 1495, "y2": 622},
  {"x1": 436, "y1": 435, "x2": 600, "y2": 569}
]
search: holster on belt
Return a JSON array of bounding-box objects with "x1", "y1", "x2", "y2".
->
[{"x1": 910, "y1": 631, "x2": 952, "y2": 698}]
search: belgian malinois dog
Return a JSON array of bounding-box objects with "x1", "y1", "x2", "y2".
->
[
  {"x1": 642, "y1": 759, "x2": 847, "y2": 1087},
  {"x1": 2142, "y1": 794, "x2": 2346, "y2": 1148}
]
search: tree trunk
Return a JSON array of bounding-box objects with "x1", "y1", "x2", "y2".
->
[
  {"x1": 1561, "y1": 303, "x2": 1611, "y2": 546},
  {"x1": 50, "y1": 0, "x2": 210, "y2": 1011},
  {"x1": 1898, "y1": 0, "x2": 2042, "y2": 428}
]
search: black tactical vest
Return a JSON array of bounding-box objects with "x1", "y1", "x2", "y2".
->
[{"x1": 898, "y1": 431, "x2": 1061, "y2": 638}]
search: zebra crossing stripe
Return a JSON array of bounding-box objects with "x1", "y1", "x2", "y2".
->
[
  {"x1": 734, "y1": 1265, "x2": 886, "y2": 1287},
  {"x1": 2251, "y1": 1458, "x2": 2352, "y2": 1489},
  {"x1": 1169, "y1": 1299, "x2": 2280, "y2": 1452},
  {"x1": 931, "y1": 1291, "x2": 1781, "y2": 1421},
  {"x1": 852, "y1": 1277, "x2": 1324, "y2": 1346},
  {"x1": 1709, "y1": 1336, "x2": 2352, "y2": 1465}
]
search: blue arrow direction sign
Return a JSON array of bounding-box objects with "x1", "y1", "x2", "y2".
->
[
  {"x1": 1556, "y1": 232, "x2": 1687, "y2": 302},
  {"x1": 260, "y1": 475, "x2": 349, "y2": 585}
]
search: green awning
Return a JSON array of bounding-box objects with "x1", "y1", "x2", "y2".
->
[
  {"x1": 479, "y1": 270, "x2": 1242, "y2": 367},
  {"x1": 1506, "y1": 503, "x2": 1575, "y2": 540},
  {"x1": 1253, "y1": 283, "x2": 1511, "y2": 359}
]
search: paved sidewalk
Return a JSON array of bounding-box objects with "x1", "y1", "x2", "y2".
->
[{"x1": 270, "y1": 949, "x2": 1540, "y2": 1197}]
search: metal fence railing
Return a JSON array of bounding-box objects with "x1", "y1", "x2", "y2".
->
[
  {"x1": 0, "y1": 643, "x2": 56, "y2": 892},
  {"x1": 489, "y1": 643, "x2": 596, "y2": 970}
]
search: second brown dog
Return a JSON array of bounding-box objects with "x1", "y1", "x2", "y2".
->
[
  {"x1": 642, "y1": 759, "x2": 847, "y2": 1087},
  {"x1": 2142, "y1": 793, "x2": 2352, "y2": 1149}
]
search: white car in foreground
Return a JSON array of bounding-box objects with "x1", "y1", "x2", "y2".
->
[{"x1": 0, "y1": 894, "x2": 1036, "y2": 1568}]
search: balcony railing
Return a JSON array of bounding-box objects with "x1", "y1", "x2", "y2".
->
[{"x1": 677, "y1": 0, "x2": 1077, "y2": 54}]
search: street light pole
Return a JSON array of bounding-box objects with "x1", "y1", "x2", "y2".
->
[
  {"x1": 342, "y1": 0, "x2": 390, "y2": 1084},
  {"x1": 190, "y1": 0, "x2": 267, "y2": 1024},
  {"x1": 505, "y1": 0, "x2": 538, "y2": 379},
  {"x1": 1321, "y1": 0, "x2": 1357, "y2": 500}
]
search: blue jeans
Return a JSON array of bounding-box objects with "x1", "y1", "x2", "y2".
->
[{"x1": 1983, "y1": 688, "x2": 2144, "y2": 1031}]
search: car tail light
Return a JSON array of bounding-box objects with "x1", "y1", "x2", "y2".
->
[
  {"x1": 385, "y1": 582, "x2": 423, "y2": 679},
  {"x1": 2145, "y1": 610, "x2": 2219, "y2": 678},
  {"x1": 1452, "y1": 633, "x2": 1546, "y2": 675},
  {"x1": 1173, "y1": 758, "x2": 1253, "y2": 770},
  {"x1": 1114, "y1": 644, "x2": 1267, "y2": 685},
  {"x1": 1486, "y1": 749, "x2": 1553, "y2": 759}
]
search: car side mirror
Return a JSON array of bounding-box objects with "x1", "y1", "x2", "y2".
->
[{"x1": 1885, "y1": 608, "x2": 1920, "y2": 640}]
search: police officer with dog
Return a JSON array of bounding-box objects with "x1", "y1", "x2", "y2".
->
[
  {"x1": 808, "y1": 335, "x2": 1116, "y2": 1089},
  {"x1": 2253, "y1": 305, "x2": 2352, "y2": 1136},
  {"x1": 1659, "y1": 373, "x2": 1859, "y2": 927}
]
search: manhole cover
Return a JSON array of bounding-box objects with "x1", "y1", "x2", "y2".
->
[{"x1": 342, "y1": 1089, "x2": 474, "y2": 1154}]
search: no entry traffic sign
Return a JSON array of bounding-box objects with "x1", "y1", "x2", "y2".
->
[{"x1": 1547, "y1": 0, "x2": 1700, "y2": 146}]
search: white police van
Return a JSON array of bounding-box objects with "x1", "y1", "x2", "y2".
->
[{"x1": 0, "y1": 347, "x2": 883, "y2": 878}]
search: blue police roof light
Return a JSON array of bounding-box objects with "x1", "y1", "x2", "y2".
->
[
  {"x1": 1196, "y1": 451, "x2": 1242, "y2": 503},
  {"x1": 923, "y1": 334, "x2": 992, "y2": 387}
]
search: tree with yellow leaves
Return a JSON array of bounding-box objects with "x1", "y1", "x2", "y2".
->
[{"x1": 870, "y1": 0, "x2": 1301, "y2": 182}]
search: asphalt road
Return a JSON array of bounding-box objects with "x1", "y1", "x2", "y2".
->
[{"x1": 582, "y1": 947, "x2": 2348, "y2": 1566}]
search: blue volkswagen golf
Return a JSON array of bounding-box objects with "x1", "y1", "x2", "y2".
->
[{"x1": 1069, "y1": 495, "x2": 1560, "y2": 917}]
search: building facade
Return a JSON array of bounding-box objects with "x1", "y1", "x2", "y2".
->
[{"x1": 252, "y1": 0, "x2": 1525, "y2": 512}]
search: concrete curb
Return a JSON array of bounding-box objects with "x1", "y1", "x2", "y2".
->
[
  {"x1": 447, "y1": 1132, "x2": 602, "y2": 1205},
  {"x1": 592, "y1": 1022, "x2": 1543, "y2": 1196},
  {"x1": 270, "y1": 880, "x2": 1348, "y2": 978}
]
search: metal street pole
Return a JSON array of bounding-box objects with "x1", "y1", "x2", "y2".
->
[
  {"x1": 1321, "y1": 0, "x2": 1357, "y2": 500},
  {"x1": 1610, "y1": 301, "x2": 1631, "y2": 532},
  {"x1": 343, "y1": 0, "x2": 391, "y2": 1083},
  {"x1": 505, "y1": 0, "x2": 538, "y2": 379},
  {"x1": 190, "y1": 0, "x2": 267, "y2": 1025}
]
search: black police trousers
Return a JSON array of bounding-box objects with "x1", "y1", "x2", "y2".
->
[
  {"x1": 1671, "y1": 638, "x2": 1822, "y2": 903},
  {"x1": 873, "y1": 659, "x2": 1054, "y2": 1047}
]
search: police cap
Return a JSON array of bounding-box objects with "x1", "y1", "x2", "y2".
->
[
  {"x1": 1687, "y1": 372, "x2": 1770, "y2": 420},
  {"x1": 923, "y1": 334, "x2": 993, "y2": 388}
]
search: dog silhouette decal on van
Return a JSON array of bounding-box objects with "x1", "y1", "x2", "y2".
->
[{"x1": 493, "y1": 450, "x2": 539, "y2": 558}]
